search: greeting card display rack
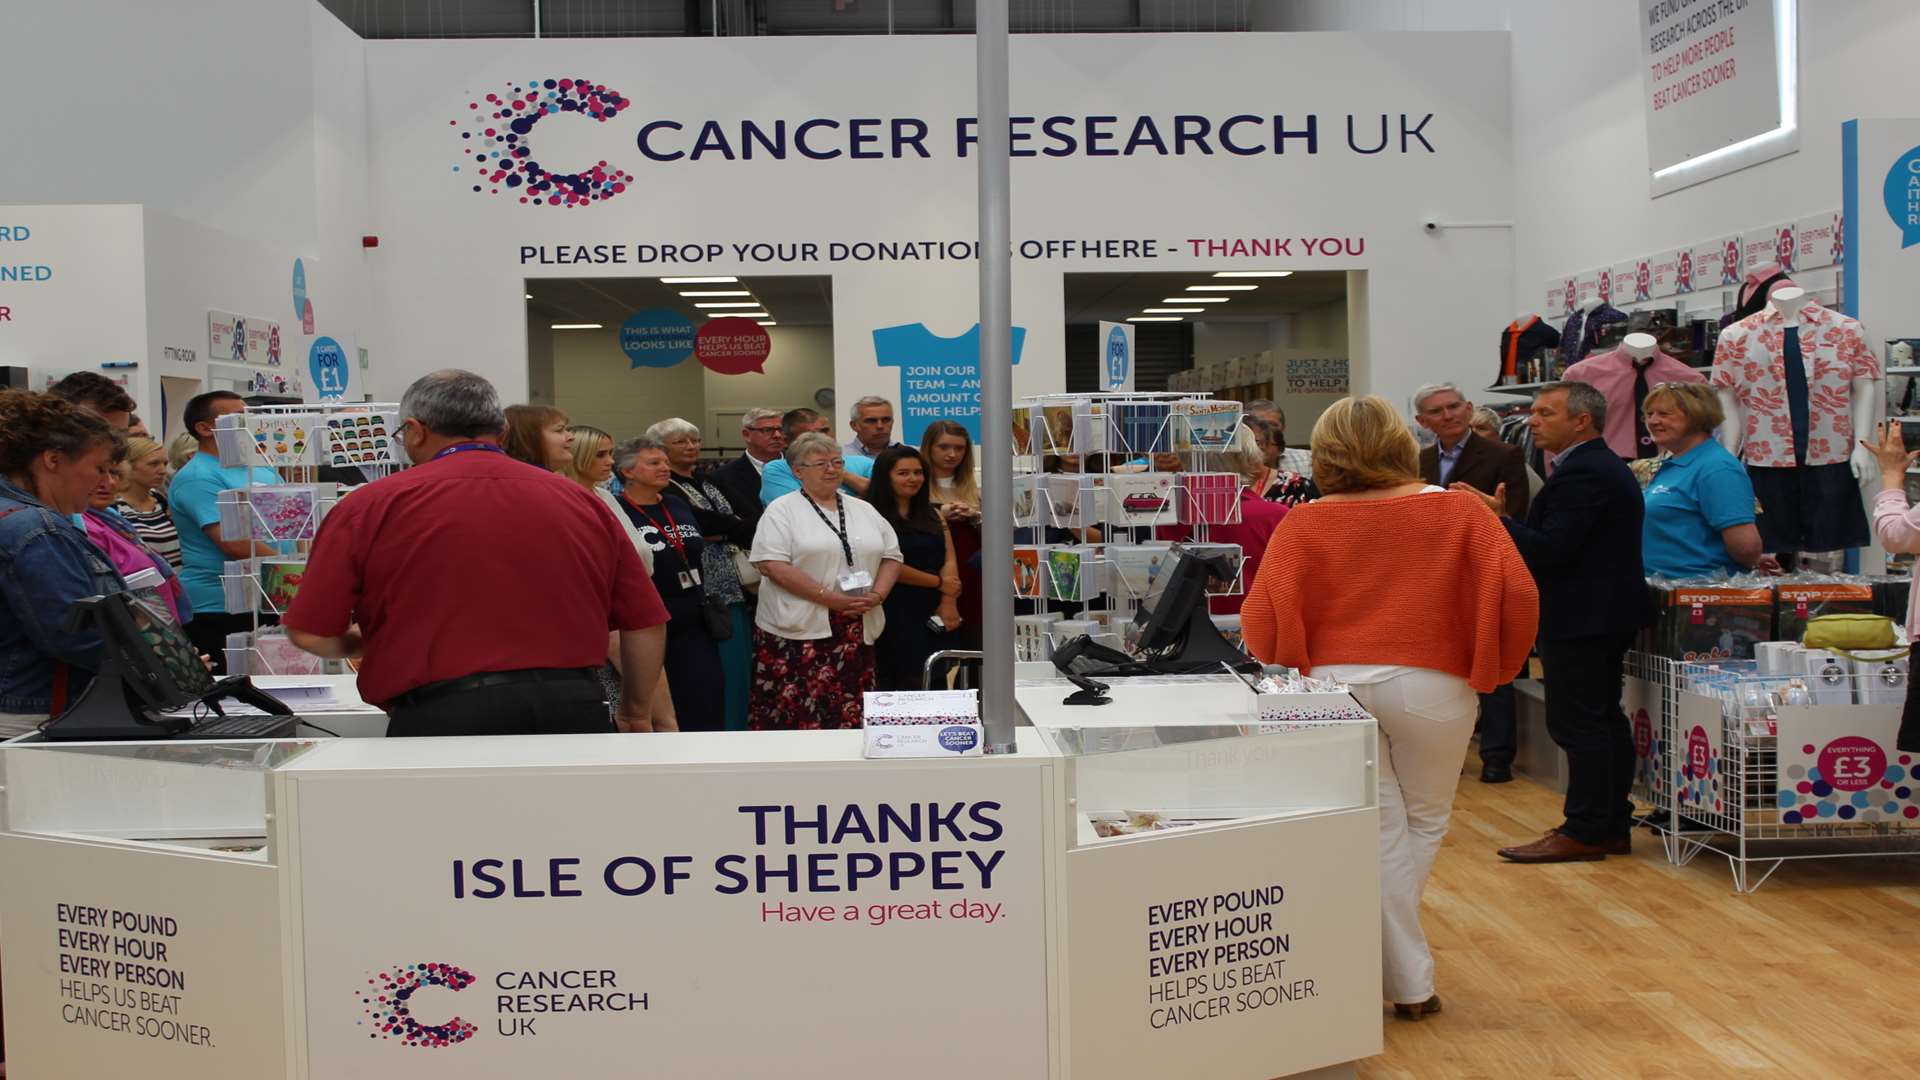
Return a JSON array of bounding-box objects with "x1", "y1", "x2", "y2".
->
[
  {"x1": 1010, "y1": 392, "x2": 1248, "y2": 662},
  {"x1": 1626, "y1": 650, "x2": 1920, "y2": 893},
  {"x1": 213, "y1": 402, "x2": 406, "y2": 676}
]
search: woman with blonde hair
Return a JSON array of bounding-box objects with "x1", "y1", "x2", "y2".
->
[
  {"x1": 1639, "y1": 382, "x2": 1774, "y2": 577},
  {"x1": 1241, "y1": 394, "x2": 1538, "y2": 1022},
  {"x1": 109, "y1": 435, "x2": 183, "y2": 570}
]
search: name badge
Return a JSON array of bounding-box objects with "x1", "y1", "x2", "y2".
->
[
  {"x1": 836, "y1": 569, "x2": 874, "y2": 596},
  {"x1": 678, "y1": 568, "x2": 702, "y2": 590}
]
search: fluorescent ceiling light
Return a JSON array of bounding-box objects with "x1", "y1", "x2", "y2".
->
[
  {"x1": 1188, "y1": 284, "x2": 1258, "y2": 291},
  {"x1": 659, "y1": 276, "x2": 739, "y2": 284},
  {"x1": 1128, "y1": 316, "x2": 1183, "y2": 322},
  {"x1": 1212, "y1": 271, "x2": 1293, "y2": 278},
  {"x1": 679, "y1": 290, "x2": 751, "y2": 297},
  {"x1": 694, "y1": 302, "x2": 762, "y2": 309},
  {"x1": 1168, "y1": 296, "x2": 1231, "y2": 303},
  {"x1": 710, "y1": 311, "x2": 769, "y2": 320},
  {"x1": 1144, "y1": 307, "x2": 1204, "y2": 314},
  {"x1": 550, "y1": 323, "x2": 602, "y2": 330},
  {"x1": 756, "y1": 320, "x2": 778, "y2": 326}
]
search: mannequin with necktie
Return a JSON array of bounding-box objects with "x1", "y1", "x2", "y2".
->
[
  {"x1": 1562, "y1": 333, "x2": 1704, "y2": 461},
  {"x1": 1712, "y1": 287, "x2": 1881, "y2": 555}
]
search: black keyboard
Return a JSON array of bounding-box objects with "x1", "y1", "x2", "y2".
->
[{"x1": 190, "y1": 715, "x2": 298, "y2": 739}]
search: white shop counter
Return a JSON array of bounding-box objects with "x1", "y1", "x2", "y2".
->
[{"x1": 0, "y1": 680, "x2": 1380, "y2": 1079}]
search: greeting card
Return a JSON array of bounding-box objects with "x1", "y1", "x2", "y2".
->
[
  {"x1": 324, "y1": 412, "x2": 400, "y2": 468},
  {"x1": 1108, "y1": 543, "x2": 1176, "y2": 601},
  {"x1": 1013, "y1": 547, "x2": 1045, "y2": 599},
  {"x1": 1177, "y1": 473, "x2": 1244, "y2": 525},
  {"x1": 258, "y1": 560, "x2": 307, "y2": 614},
  {"x1": 1114, "y1": 402, "x2": 1173, "y2": 455},
  {"x1": 1103, "y1": 472, "x2": 1176, "y2": 527},
  {"x1": 1174, "y1": 400, "x2": 1243, "y2": 451},
  {"x1": 248, "y1": 485, "x2": 321, "y2": 542}
]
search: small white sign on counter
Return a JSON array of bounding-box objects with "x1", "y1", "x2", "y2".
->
[{"x1": 863, "y1": 689, "x2": 983, "y2": 758}]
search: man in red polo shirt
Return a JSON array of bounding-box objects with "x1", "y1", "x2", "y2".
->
[{"x1": 285, "y1": 369, "x2": 667, "y2": 736}]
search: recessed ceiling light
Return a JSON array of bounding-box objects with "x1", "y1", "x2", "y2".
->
[
  {"x1": 1128, "y1": 316, "x2": 1183, "y2": 322},
  {"x1": 1212, "y1": 270, "x2": 1294, "y2": 277},
  {"x1": 1167, "y1": 296, "x2": 1231, "y2": 303},
  {"x1": 1144, "y1": 307, "x2": 1204, "y2": 314},
  {"x1": 524, "y1": 293, "x2": 533, "y2": 299},
  {"x1": 694, "y1": 302, "x2": 762, "y2": 309},
  {"x1": 1188, "y1": 284, "x2": 1258, "y2": 291},
  {"x1": 660, "y1": 276, "x2": 739, "y2": 284},
  {"x1": 679, "y1": 290, "x2": 751, "y2": 297},
  {"x1": 550, "y1": 323, "x2": 602, "y2": 330}
]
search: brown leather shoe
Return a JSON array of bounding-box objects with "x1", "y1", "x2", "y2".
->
[
  {"x1": 1392, "y1": 995, "x2": 1442, "y2": 1021},
  {"x1": 1497, "y1": 829, "x2": 1609, "y2": 863},
  {"x1": 1604, "y1": 834, "x2": 1631, "y2": 856}
]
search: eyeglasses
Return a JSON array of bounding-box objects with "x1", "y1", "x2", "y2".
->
[
  {"x1": 795, "y1": 458, "x2": 845, "y2": 470},
  {"x1": 745, "y1": 425, "x2": 783, "y2": 435}
]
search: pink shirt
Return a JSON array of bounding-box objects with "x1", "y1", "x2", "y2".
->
[
  {"x1": 1710, "y1": 302, "x2": 1880, "y2": 468},
  {"x1": 1871, "y1": 489, "x2": 1920, "y2": 636},
  {"x1": 1562, "y1": 347, "x2": 1705, "y2": 460},
  {"x1": 1158, "y1": 486, "x2": 1290, "y2": 614}
]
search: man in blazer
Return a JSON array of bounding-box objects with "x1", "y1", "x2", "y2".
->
[
  {"x1": 1454, "y1": 381, "x2": 1646, "y2": 863},
  {"x1": 709, "y1": 407, "x2": 786, "y2": 540},
  {"x1": 1416, "y1": 384, "x2": 1531, "y2": 782}
]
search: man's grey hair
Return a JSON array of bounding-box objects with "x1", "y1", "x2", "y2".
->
[
  {"x1": 784, "y1": 431, "x2": 840, "y2": 468},
  {"x1": 1411, "y1": 383, "x2": 1463, "y2": 413},
  {"x1": 848, "y1": 395, "x2": 893, "y2": 421},
  {"x1": 1542, "y1": 380, "x2": 1609, "y2": 431},
  {"x1": 644, "y1": 417, "x2": 701, "y2": 443},
  {"x1": 400, "y1": 369, "x2": 505, "y2": 439},
  {"x1": 1243, "y1": 398, "x2": 1285, "y2": 427},
  {"x1": 612, "y1": 435, "x2": 665, "y2": 477},
  {"x1": 740, "y1": 407, "x2": 781, "y2": 430}
]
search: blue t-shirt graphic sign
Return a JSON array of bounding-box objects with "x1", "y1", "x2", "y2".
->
[{"x1": 872, "y1": 323, "x2": 1027, "y2": 447}]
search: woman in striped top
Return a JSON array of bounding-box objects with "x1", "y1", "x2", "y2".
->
[{"x1": 109, "y1": 436, "x2": 182, "y2": 570}]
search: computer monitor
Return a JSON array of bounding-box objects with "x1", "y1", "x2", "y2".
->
[
  {"x1": 1129, "y1": 546, "x2": 1252, "y2": 672},
  {"x1": 42, "y1": 592, "x2": 292, "y2": 741}
]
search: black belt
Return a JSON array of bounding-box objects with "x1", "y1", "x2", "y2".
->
[{"x1": 386, "y1": 667, "x2": 600, "y2": 711}]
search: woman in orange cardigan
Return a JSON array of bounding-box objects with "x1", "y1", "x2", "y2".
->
[{"x1": 1242, "y1": 396, "x2": 1538, "y2": 1022}]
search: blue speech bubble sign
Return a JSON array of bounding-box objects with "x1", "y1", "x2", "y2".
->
[
  {"x1": 621, "y1": 308, "x2": 696, "y2": 368},
  {"x1": 292, "y1": 258, "x2": 308, "y2": 320},
  {"x1": 309, "y1": 336, "x2": 348, "y2": 400},
  {"x1": 1884, "y1": 145, "x2": 1920, "y2": 248},
  {"x1": 937, "y1": 725, "x2": 979, "y2": 754},
  {"x1": 1105, "y1": 325, "x2": 1130, "y2": 386}
]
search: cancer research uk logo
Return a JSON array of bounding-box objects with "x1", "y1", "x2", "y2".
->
[
  {"x1": 360, "y1": 962, "x2": 479, "y2": 1048},
  {"x1": 454, "y1": 78, "x2": 634, "y2": 207}
]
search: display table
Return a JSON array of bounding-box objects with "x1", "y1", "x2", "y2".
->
[{"x1": 0, "y1": 683, "x2": 1380, "y2": 1079}]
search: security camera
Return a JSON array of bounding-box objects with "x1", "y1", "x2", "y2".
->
[{"x1": 1423, "y1": 221, "x2": 1440, "y2": 233}]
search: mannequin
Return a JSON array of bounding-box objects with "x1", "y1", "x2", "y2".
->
[
  {"x1": 1714, "y1": 286, "x2": 1880, "y2": 553},
  {"x1": 1716, "y1": 288, "x2": 1880, "y2": 481},
  {"x1": 1500, "y1": 313, "x2": 1560, "y2": 383},
  {"x1": 1559, "y1": 294, "x2": 1627, "y2": 370},
  {"x1": 1564, "y1": 331, "x2": 1705, "y2": 459}
]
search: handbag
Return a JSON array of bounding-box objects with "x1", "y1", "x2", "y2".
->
[
  {"x1": 700, "y1": 593, "x2": 734, "y2": 641},
  {"x1": 1802, "y1": 613, "x2": 1907, "y2": 661},
  {"x1": 732, "y1": 548, "x2": 762, "y2": 590}
]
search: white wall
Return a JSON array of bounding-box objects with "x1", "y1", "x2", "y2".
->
[
  {"x1": 0, "y1": 1, "x2": 321, "y2": 251},
  {"x1": 546, "y1": 324, "x2": 833, "y2": 445},
  {"x1": 1192, "y1": 321, "x2": 1283, "y2": 367}
]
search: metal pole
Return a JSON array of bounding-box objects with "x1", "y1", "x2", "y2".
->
[
  {"x1": 532, "y1": 0, "x2": 541, "y2": 38},
  {"x1": 975, "y1": 0, "x2": 1016, "y2": 754}
]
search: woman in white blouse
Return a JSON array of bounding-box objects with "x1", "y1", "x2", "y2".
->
[{"x1": 749, "y1": 432, "x2": 903, "y2": 729}]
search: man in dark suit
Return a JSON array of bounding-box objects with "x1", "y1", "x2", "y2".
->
[
  {"x1": 1417, "y1": 384, "x2": 1531, "y2": 783},
  {"x1": 1457, "y1": 381, "x2": 1646, "y2": 862},
  {"x1": 709, "y1": 407, "x2": 786, "y2": 539}
]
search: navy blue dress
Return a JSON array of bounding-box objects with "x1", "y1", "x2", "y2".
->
[{"x1": 875, "y1": 523, "x2": 948, "y2": 691}]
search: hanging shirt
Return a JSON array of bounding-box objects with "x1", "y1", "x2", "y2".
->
[
  {"x1": 1557, "y1": 308, "x2": 1589, "y2": 370},
  {"x1": 1576, "y1": 304, "x2": 1630, "y2": 359},
  {"x1": 1710, "y1": 302, "x2": 1879, "y2": 468},
  {"x1": 1563, "y1": 347, "x2": 1705, "y2": 460}
]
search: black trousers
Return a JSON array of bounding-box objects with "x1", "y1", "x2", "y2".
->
[
  {"x1": 184, "y1": 611, "x2": 278, "y2": 676},
  {"x1": 1899, "y1": 656, "x2": 1920, "y2": 753},
  {"x1": 1540, "y1": 633, "x2": 1636, "y2": 845},
  {"x1": 1474, "y1": 657, "x2": 1531, "y2": 768},
  {"x1": 385, "y1": 674, "x2": 612, "y2": 738}
]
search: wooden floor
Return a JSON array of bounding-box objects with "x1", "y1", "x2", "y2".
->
[{"x1": 1359, "y1": 752, "x2": 1920, "y2": 1079}]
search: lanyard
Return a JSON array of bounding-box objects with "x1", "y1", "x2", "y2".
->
[
  {"x1": 630, "y1": 496, "x2": 691, "y2": 565},
  {"x1": 803, "y1": 493, "x2": 855, "y2": 568},
  {"x1": 433, "y1": 442, "x2": 506, "y2": 460}
]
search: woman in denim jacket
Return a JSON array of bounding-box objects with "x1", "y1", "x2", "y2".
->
[{"x1": 0, "y1": 391, "x2": 126, "y2": 734}]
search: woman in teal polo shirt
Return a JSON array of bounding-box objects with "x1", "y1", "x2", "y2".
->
[{"x1": 1641, "y1": 382, "x2": 1777, "y2": 578}]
